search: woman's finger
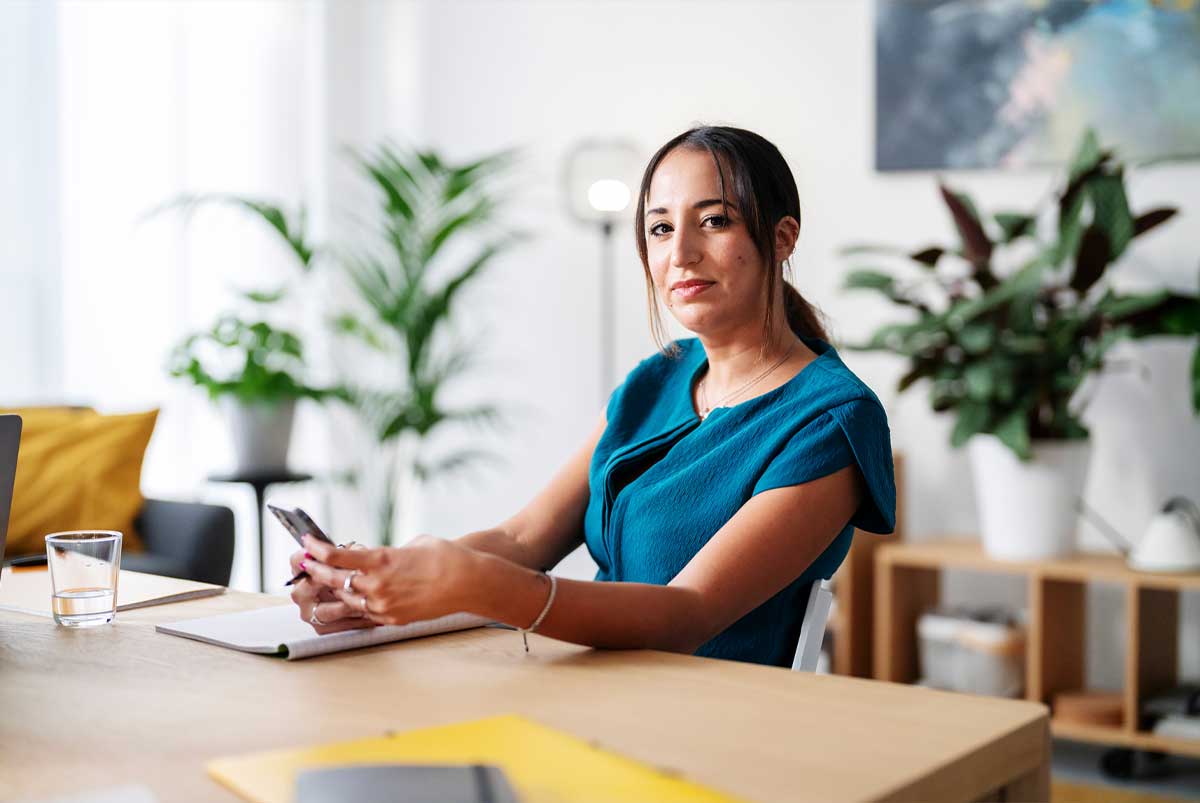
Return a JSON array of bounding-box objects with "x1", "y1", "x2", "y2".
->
[
  {"x1": 289, "y1": 581, "x2": 318, "y2": 605},
  {"x1": 288, "y1": 550, "x2": 307, "y2": 574},
  {"x1": 303, "y1": 536, "x2": 382, "y2": 571},
  {"x1": 301, "y1": 558, "x2": 352, "y2": 589},
  {"x1": 313, "y1": 599, "x2": 368, "y2": 622},
  {"x1": 308, "y1": 616, "x2": 377, "y2": 635},
  {"x1": 333, "y1": 583, "x2": 373, "y2": 616}
]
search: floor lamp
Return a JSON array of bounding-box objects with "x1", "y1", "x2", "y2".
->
[{"x1": 562, "y1": 139, "x2": 641, "y2": 404}]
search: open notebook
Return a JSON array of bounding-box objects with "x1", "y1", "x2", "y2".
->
[
  {"x1": 156, "y1": 604, "x2": 490, "y2": 660},
  {"x1": 0, "y1": 567, "x2": 224, "y2": 617}
]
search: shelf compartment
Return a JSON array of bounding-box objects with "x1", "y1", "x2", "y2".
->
[{"x1": 1052, "y1": 718, "x2": 1200, "y2": 758}]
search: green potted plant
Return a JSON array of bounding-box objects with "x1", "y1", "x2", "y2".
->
[
  {"x1": 843, "y1": 129, "x2": 1200, "y2": 560},
  {"x1": 332, "y1": 144, "x2": 525, "y2": 545},
  {"x1": 159, "y1": 196, "x2": 339, "y2": 472}
]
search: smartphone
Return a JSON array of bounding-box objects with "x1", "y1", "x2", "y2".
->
[{"x1": 268, "y1": 504, "x2": 335, "y2": 547}]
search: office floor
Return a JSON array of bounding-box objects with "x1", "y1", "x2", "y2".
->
[{"x1": 1052, "y1": 739, "x2": 1200, "y2": 802}]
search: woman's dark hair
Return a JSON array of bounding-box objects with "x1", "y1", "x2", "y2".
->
[{"x1": 634, "y1": 125, "x2": 828, "y2": 354}]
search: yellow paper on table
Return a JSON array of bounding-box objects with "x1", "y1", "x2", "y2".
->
[{"x1": 208, "y1": 714, "x2": 746, "y2": 803}]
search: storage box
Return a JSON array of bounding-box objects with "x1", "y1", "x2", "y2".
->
[{"x1": 917, "y1": 607, "x2": 1026, "y2": 698}]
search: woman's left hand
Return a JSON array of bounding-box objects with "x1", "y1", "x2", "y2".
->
[{"x1": 299, "y1": 534, "x2": 485, "y2": 626}]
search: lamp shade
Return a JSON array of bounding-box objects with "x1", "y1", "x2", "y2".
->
[{"x1": 562, "y1": 139, "x2": 642, "y2": 225}]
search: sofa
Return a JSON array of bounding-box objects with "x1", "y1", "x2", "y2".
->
[{"x1": 10, "y1": 497, "x2": 235, "y2": 586}]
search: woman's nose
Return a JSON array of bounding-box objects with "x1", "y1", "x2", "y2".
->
[{"x1": 671, "y1": 226, "x2": 701, "y2": 268}]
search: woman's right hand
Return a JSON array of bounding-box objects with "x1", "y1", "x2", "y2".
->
[{"x1": 289, "y1": 547, "x2": 377, "y2": 635}]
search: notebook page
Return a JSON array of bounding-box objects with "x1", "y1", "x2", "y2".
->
[{"x1": 156, "y1": 604, "x2": 489, "y2": 659}]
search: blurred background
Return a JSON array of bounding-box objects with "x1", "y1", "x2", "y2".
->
[{"x1": 4, "y1": 0, "x2": 1200, "y2": 790}]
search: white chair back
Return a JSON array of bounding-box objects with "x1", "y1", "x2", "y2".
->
[{"x1": 790, "y1": 578, "x2": 833, "y2": 673}]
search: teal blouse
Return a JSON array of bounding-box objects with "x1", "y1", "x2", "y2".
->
[{"x1": 583, "y1": 336, "x2": 896, "y2": 667}]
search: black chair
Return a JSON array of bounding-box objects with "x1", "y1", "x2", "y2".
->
[
  {"x1": 127, "y1": 498, "x2": 235, "y2": 586},
  {"x1": 9, "y1": 498, "x2": 235, "y2": 586}
]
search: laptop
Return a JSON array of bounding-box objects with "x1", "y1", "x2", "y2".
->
[{"x1": 0, "y1": 414, "x2": 22, "y2": 581}]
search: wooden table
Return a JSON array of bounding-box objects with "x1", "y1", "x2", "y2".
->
[{"x1": 1, "y1": 588, "x2": 1051, "y2": 802}]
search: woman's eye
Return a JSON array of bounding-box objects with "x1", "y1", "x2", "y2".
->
[
  {"x1": 648, "y1": 222, "x2": 671, "y2": 237},
  {"x1": 704, "y1": 214, "x2": 729, "y2": 228}
]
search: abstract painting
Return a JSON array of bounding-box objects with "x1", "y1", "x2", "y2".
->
[{"x1": 875, "y1": 0, "x2": 1200, "y2": 170}]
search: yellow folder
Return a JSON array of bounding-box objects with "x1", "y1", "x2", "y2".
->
[{"x1": 208, "y1": 714, "x2": 745, "y2": 803}]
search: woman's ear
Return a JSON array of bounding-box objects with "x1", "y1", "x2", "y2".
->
[{"x1": 774, "y1": 216, "x2": 800, "y2": 259}]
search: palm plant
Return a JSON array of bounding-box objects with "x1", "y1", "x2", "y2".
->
[
  {"x1": 156, "y1": 195, "x2": 336, "y2": 404},
  {"x1": 333, "y1": 144, "x2": 524, "y2": 544},
  {"x1": 842, "y1": 129, "x2": 1200, "y2": 460}
]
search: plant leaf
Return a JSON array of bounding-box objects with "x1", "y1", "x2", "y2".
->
[
  {"x1": 1069, "y1": 224, "x2": 1111, "y2": 295},
  {"x1": 413, "y1": 448, "x2": 499, "y2": 483},
  {"x1": 910, "y1": 247, "x2": 945, "y2": 267},
  {"x1": 1133, "y1": 208, "x2": 1178, "y2": 237},
  {"x1": 939, "y1": 183, "x2": 994, "y2": 270},
  {"x1": 240, "y1": 287, "x2": 288, "y2": 304},
  {"x1": 994, "y1": 212, "x2": 1035, "y2": 243},
  {"x1": 1192, "y1": 343, "x2": 1200, "y2": 414},
  {"x1": 844, "y1": 269, "x2": 897, "y2": 292},
  {"x1": 1086, "y1": 172, "x2": 1135, "y2": 261},
  {"x1": 963, "y1": 361, "x2": 995, "y2": 401},
  {"x1": 950, "y1": 402, "x2": 989, "y2": 447},
  {"x1": 1067, "y1": 128, "x2": 1108, "y2": 184},
  {"x1": 993, "y1": 408, "x2": 1031, "y2": 461}
]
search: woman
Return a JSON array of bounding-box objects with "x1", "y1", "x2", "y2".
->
[{"x1": 292, "y1": 126, "x2": 895, "y2": 667}]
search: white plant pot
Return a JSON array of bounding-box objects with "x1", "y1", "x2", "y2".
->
[
  {"x1": 967, "y1": 434, "x2": 1092, "y2": 561},
  {"x1": 220, "y1": 398, "x2": 296, "y2": 474}
]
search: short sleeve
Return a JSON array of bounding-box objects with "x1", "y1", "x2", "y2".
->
[{"x1": 753, "y1": 399, "x2": 897, "y2": 535}]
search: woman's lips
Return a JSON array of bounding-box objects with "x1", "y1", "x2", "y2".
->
[{"x1": 671, "y1": 281, "x2": 715, "y2": 299}]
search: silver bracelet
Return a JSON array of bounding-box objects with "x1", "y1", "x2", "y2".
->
[{"x1": 519, "y1": 573, "x2": 557, "y2": 653}]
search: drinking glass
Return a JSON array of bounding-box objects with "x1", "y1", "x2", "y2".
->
[{"x1": 45, "y1": 530, "x2": 122, "y2": 627}]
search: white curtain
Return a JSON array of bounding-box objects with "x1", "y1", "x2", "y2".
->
[{"x1": 44, "y1": 0, "x2": 332, "y2": 589}]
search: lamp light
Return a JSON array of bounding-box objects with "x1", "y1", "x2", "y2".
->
[{"x1": 562, "y1": 139, "x2": 641, "y2": 403}]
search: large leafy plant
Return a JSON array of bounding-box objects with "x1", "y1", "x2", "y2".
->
[
  {"x1": 843, "y1": 130, "x2": 1200, "y2": 460},
  {"x1": 159, "y1": 196, "x2": 337, "y2": 404},
  {"x1": 333, "y1": 145, "x2": 524, "y2": 543}
]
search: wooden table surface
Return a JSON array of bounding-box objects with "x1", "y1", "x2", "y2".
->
[{"x1": 1, "y1": 589, "x2": 1050, "y2": 802}]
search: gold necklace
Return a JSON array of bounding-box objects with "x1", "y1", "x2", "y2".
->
[{"x1": 698, "y1": 342, "x2": 796, "y2": 420}]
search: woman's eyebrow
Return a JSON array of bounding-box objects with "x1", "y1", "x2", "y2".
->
[{"x1": 644, "y1": 198, "x2": 725, "y2": 217}]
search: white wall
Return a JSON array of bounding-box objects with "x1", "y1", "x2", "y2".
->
[
  {"x1": 53, "y1": 0, "x2": 330, "y2": 590},
  {"x1": 0, "y1": 1, "x2": 62, "y2": 401},
  {"x1": 381, "y1": 0, "x2": 1199, "y2": 684}
]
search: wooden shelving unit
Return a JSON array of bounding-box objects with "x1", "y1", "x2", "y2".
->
[
  {"x1": 873, "y1": 539, "x2": 1200, "y2": 758},
  {"x1": 829, "y1": 454, "x2": 904, "y2": 678}
]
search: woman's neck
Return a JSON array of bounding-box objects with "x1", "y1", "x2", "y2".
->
[{"x1": 697, "y1": 318, "x2": 801, "y2": 391}]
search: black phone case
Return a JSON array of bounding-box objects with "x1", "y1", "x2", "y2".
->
[
  {"x1": 291, "y1": 508, "x2": 333, "y2": 544},
  {"x1": 268, "y1": 505, "x2": 334, "y2": 546}
]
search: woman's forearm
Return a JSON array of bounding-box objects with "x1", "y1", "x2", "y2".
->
[
  {"x1": 455, "y1": 526, "x2": 537, "y2": 568},
  {"x1": 465, "y1": 550, "x2": 712, "y2": 655}
]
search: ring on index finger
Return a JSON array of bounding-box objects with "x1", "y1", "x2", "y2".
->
[{"x1": 343, "y1": 570, "x2": 359, "y2": 593}]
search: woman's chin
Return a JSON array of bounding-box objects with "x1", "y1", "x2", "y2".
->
[{"x1": 668, "y1": 307, "x2": 720, "y2": 335}]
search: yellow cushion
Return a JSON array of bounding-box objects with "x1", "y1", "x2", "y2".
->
[{"x1": 2, "y1": 407, "x2": 158, "y2": 557}]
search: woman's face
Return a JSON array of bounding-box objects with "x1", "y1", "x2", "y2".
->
[{"x1": 643, "y1": 147, "x2": 768, "y2": 338}]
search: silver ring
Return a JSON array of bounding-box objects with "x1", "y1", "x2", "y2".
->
[
  {"x1": 343, "y1": 570, "x2": 359, "y2": 593},
  {"x1": 309, "y1": 609, "x2": 326, "y2": 626},
  {"x1": 337, "y1": 540, "x2": 359, "y2": 549}
]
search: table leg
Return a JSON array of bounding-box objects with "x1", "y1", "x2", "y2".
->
[
  {"x1": 999, "y1": 717, "x2": 1051, "y2": 803},
  {"x1": 999, "y1": 754, "x2": 1050, "y2": 802},
  {"x1": 253, "y1": 483, "x2": 268, "y2": 593}
]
